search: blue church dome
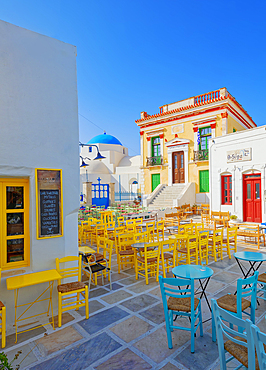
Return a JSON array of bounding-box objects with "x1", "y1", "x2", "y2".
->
[{"x1": 87, "y1": 132, "x2": 122, "y2": 146}]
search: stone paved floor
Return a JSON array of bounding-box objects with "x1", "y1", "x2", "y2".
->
[{"x1": 4, "y1": 237, "x2": 266, "y2": 370}]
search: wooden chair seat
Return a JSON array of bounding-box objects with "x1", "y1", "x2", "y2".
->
[
  {"x1": 167, "y1": 296, "x2": 200, "y2": 312},
  {"x1": 225, "y1": 336, "x2": 259, "y2": 370},
  {"x1": 137, "y1": 256, "x2": 157, "y2": 263},
  {"x1": 217, "y1": 294, "x2": 251, "y2": 313},
  {"x1": 178, "y1": 248, "x2": 197, "y2": 254},
  {"x1": 163, "y1": 252, "x2": 173, "y2": 259},
  {"x1": 57, "y1": 281, "x2": 86, "y2": 293},
  {"x1": 258, "y1": 273, "x2": 266, "y2": 283},
  {"x1": 119, "y1": 249, "x2": 134, "y2": 256}
]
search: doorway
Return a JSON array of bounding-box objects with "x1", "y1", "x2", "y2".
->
[
  {"x1": 172, "y1": 151, "x2": 184, "y2": 184},
  {"x1": 152, "y1": 174, "x2": 160, "y2": 192},
  {"x1": 243, "y1": 174, "x2": 261, "y2": 222}
]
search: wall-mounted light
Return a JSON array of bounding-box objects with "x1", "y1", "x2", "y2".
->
[{"x1": 79, "y1": 142, "x2": 106, "y2": 160}]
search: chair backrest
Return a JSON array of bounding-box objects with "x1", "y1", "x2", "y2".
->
[
  {"x1": 134, "y1": 231, "x2": 148, "y2": 243},
  {"x1": 143, "y1": 241, "x2": 160, "y2": 258},
  {"x1": 103, "y1": 237, "x2": 114, "y2": 260},
  {"x1": 213, "y1": 229, "x2": 223, "y2": 243},
  {"x1": 227, "y1": 227, "x2": 237, "y2": 242},
  {"x1": 236, "y1": 271, "x2": 258, "y2": 317},
  {"x1": 211, "y1": 299, "x2": 255, "y2": 370},
  {"x1": 198, "y1": 231, "x2": 209, "y2": 247},
  {"x1": 183, "y1": 224, "x2": 193, "y2": 235},
  {"x1": 251, "y1": 323, "x2": 266, "y2": 370},
  {"x1": 117, "y1": 216, "x2": 124, "y2": 227},
  {"x1": 56, "y1": 255, "x2": 81, "y2": 283},
  {"x1": 118, "y1": 233, "x2": 135, "y2": 251},
  {"x1": 186, "y1": 234, "x2": 198, "y2": 249},
  {"x1": 161, "y1": 238, "x2": 176, "y2": 256},
  {"x1": 159, "y1": 276, "x2": 195, "y2": 314}
]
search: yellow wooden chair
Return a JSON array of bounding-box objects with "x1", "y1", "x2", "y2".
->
[
  {"x1": 111, "y1": 226, "x2": 125, "y2": 254},
  {"x1": 135, "y1": 241, "x2": 161, "y2": 284},
  {"x1": 56, "y1": 255, "x2": 89, "y2": 327},
  {"x1": 156, "y1": 220, "x2": 165, "y2": 241},
  {"x1": 208, "y1": 229, "x2": 223, "y2": 262},
  {"x1": 92, "y1": 224, "x2": 106, "y2": 251},
  {"x1": 126, "y1": 219, "x2": 136, "y2": 233},
  {"x1": 222, "y1": 227, "x2": 237, "y2": 258},
  {"x1": 158, "y1": 239, "x2": 176, "y2": 279},
  {"x1": 198, "y1": 231, "x2": 209, "y2": 265},
  {"x1": 183, "y1": 224, "x2": 194, "y2": 235},
  {"x1": 195, "y1": 223, "x2": 205, "y2": 233},
  {"x1": 177, "y1": 234, "x2": 198, "y2": 265},
  {"x1": 135, "y1": 218, "x2": 143, "y2": 232},
  {"x1": 117, "y1": 216, "x2": 124, "y2": 227},
  {"x1": 117, "y1": 233, "x2": 135, "y2": 273},
  {"x1": 134, "y1": 231, "x2": 148, "y2": 244},
  {"x1": 146, "y1": 221, "x2": 156, "y2": 242}
]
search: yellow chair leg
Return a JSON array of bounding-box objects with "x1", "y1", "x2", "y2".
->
[
  {"x1": 76, "y1": 292, "x2": 80, "y2": 311},
  {"x1": 58, "y1": 293, "x2": 62, "y2": 328},
  {"x1": 85, "y1": 286, "x2": 89, "y2": 319},
  {"x1": 2, "y1": 307, "x2": 6, "y2": 348}
]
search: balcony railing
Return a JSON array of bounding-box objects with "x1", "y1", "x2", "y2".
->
[
  {"x1": 193, "y1": 150, "x2": 209, "y2": 161},
  {"x1": 146, "y1": 156, "x2": 163, "y2": 166}
]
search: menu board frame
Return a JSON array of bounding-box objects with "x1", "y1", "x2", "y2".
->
[{"x1": 35, "y1": 169, "x2": 63, "y2": 239}]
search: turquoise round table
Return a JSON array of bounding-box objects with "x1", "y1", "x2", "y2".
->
[
  {"x1": 234, "y1": 251, "x2": 266, "y2": 279},
  {"x1": 172, "y1": 264, "x2": 213, "y2": 314}
]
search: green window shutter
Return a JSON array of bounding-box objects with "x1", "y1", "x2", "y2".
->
[
  {"x1": 152, "y1": 174, "x2": 160, "y2": 192},
  {"x1": 199, "y1": 170, "x2": 209, "y2": 192}
]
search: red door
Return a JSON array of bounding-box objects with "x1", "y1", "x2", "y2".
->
[
  {"x1": 172, "y1": 152, "x2": 185, "y2": 184},
  {"x1": 243, "y1": 174, "x2": 261, "y2": 222}
]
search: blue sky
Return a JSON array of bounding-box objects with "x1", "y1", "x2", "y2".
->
[{"x1": 1, "y1": 0, "x2": 266, "y2": 155}]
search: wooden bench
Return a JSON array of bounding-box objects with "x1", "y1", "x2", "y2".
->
[{"x1": 236, "y1": 223, "x2": 265, "y2": 249}]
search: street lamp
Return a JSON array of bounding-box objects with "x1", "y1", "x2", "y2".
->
[{"x1": 79, "y1": 142, "x2": 106, "y2": 160}]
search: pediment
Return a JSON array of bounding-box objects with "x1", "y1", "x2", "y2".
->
[{"x1": 165, "y1": 138, "x2": 190, "y2": 147}]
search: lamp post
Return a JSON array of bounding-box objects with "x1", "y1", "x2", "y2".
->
[
  {"x1": 79, "y1": 142, "x2": 106, "y2": 160},
  {"x1": 80, "y1": 155, "x2": 90, "y2": 182}
]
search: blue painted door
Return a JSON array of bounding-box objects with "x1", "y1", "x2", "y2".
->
[{"x1": 92, "y1": 178, "x2": 109, "y2": 209}]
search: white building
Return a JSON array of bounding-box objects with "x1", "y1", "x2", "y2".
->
[
  {"x1": 0, "y1": 20, "x2": 79, "y2": 325},
  {"x1": 80, "y1": 133, "x2": 141, "y2": 202},
  {"x1": 209, "y1": 125, "x2": 266, "y2": 223}
]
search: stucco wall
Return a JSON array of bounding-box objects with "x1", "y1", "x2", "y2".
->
[{"x1": 0, "y1": 20, "x2": 79, "y2": 324}]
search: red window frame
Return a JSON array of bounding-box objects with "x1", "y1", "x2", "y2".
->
[{"x1": 221, "y1": 175, "x2": 232, "y2": 205}]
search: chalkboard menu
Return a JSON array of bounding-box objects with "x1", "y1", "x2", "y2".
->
[{"x1": 36, "y1": 169, "x2": 63, "y2": 239}]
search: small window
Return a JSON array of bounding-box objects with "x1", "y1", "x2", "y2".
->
[
  {"x1": 233, "y1": 128, "x2": 237, "y2": 133},
  {"x1": 89, "y1": 147, "x2": 92, "y2": 153},
  {"x1": 221, "y1": 175, "x2": 232, "y2": 204}
]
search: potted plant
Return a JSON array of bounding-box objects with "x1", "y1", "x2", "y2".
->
[{"x1": 230, "y1": 214, "x2": 238, "y2": 224}]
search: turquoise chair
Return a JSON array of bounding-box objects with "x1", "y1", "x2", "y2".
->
[
  {"x1": 251, "y1": 323, "x2": 266, "y2": 369},
  {"x1": 159, "y1": 275, "x2": 203, "y2": 353},
  {"x1": 211, "y1": 299, "x2": 255, "y2": 370},
  {"x1": 256, "y1": 272, "x2": 266, "y2": 301},
  {"x1": 212, "y1": 271, "x2": 258, "y2": 342}
]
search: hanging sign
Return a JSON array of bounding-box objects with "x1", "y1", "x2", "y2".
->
[
  {"x1": 36, "y1": 169, "x2": 63, "y2": 239},
  {"x1": 227, "y1": 148, "x2": 251, "y2": 163}
]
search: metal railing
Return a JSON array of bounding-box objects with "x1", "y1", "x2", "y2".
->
[
  {"x1": 193, "y1": 150, "x2": 209, "y2": 161},
  {"x1": 115, "y1": 192, "x2": 138, "y2": 202},
  {"x1": 146, "y1": 156, "x2": 163, "y2": 166}
]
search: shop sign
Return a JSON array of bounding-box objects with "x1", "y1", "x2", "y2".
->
[{"x1": 227, "y1": 148, "x2": 251, "y2": 163}]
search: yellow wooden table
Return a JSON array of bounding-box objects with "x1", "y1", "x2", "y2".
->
[
  {"x1": 6, "y1": 269, "x2": 61, "y2": 343},
  {"x1": 78, "y1": 246, "x2": 96, "y2": 255}
]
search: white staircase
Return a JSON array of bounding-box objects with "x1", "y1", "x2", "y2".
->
[{"x1": 148, "y1": 184, "x2": 187, "y2": 210}]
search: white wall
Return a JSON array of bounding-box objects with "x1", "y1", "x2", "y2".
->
[
  {"x1": 0, "y1": 20, "x2": 79, "y2": 324},
  {"x1": 209, "y1": 126, "x2": 266, "y2": 222}
]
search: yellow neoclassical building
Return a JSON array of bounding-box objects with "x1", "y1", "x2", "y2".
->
[{"x1": 135, "y1": 88, "x2": 256, "y2": 206}]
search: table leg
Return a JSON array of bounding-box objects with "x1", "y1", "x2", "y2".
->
[
  {"x1": 198, "y1": 277, "x2": 212, "y2": 312},
  {"x1": 14, "y1": 289, "x2": 19, "y2": 343}
]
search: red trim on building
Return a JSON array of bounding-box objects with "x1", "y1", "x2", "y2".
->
[
  {"x1": 221, "y1": 175, "x2": 232, "y2": 205},
  {"x1": 210, "y1": 123, "x2": 216, "y2": 129},
  {"x1": 140, "y1": 131, "x2": 144, "y2": 136},
  {"x1": 159, "y1": 134, "x2": 164, "y2": 139},
  {"x1": 221, "y1": 112, "x2": 228, "y2": 119},
  {"x1": 193, "y1": 126, "x2": 198, "y2": 132},
  {"x1": 147, "y1": 137, "x2": 151, "y2": 142}
]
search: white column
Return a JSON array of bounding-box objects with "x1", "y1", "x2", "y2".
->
[
  {"x1": 140, "y1": 134, "x2": 143, "y2": 165},
  {"x1": 211, "y1": 123, "x2": 216, "y2": 138},
  {"x1": 194, "y1": 130, "x2": 198, "y2": 151},
  {"x1": 160, "y1": 136, "x2": 164, "y2": 158},
  {"x1": 221, "y1": 113, "x2": 228, "y2": 135},
  {"x1": 147, "y1": 138, "x2": 151, "y2": 158}
]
